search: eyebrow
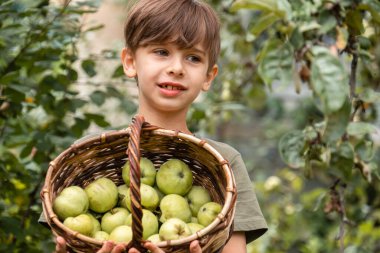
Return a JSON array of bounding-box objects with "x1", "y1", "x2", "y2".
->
[
  {"x1": 190, "y1": 47, "x2": 207, "y2": 56},
  {"x1": 146, "y1": 42, "x2": 207, "y2": 56}
]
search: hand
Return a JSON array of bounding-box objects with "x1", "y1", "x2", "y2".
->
[
  {"x1": 54, "y1": 236, "x2": 202, "y2": 253},
  {"x1": 129, "y1": 240, "x2": 202, "y2": 253},
  {"x1": 54, "y1": 236, "x2": 126, "y2": 253}
]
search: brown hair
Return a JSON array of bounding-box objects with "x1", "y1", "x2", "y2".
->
[{"x1": 124, "y1": 0, "x2": 220, "y2": 71}]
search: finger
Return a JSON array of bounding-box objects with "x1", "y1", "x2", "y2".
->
[
  {"x1": 128, "y1": 247, "x2": 141, "y2": 253},
  {"x1": 189, "y1": 240, "x2": 202, "y2": 253},
  {"x1": 55, "y1": 236, "x2": 67, "y2": 253},
  {"x1": 97, "y1": 241, "x2": 116, "y2": 253},
  {"x1": 143, "y1": 242, "x2": 165, "y2": 253},
  {"x1": 111, "y1": 244, "x2": 126, "y2": 253}
]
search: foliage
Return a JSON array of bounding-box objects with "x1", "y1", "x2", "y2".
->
[
  {"x1": 0, "y1": 0, "x2": 135, "y2": 251},
  {"x1": 1, "y1": 0, "x2": 380, "y2": 252},
  {"x1": 206, "y1": 0, "x2": 380, "y2": 252}
]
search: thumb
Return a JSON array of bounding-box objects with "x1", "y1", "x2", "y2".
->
[
  {"x1": 190, "y1": 240, "x2": 202, "y2": 253},
  {"x1": 55, "y1": 236, "x2": 67, "y2": 253}
]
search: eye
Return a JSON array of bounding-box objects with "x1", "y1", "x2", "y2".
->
[
  {"x1": 153, "y1": 49, "x2": 169, "y2": 56},
  {"x1": 187, "y1": 55, "x2": 201, "y2": 63}
]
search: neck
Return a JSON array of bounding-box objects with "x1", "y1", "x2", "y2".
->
[{"x1": 137, "y1": 108, "x2": 192, "y2": 134}]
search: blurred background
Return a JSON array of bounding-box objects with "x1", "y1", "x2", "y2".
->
[{"x1": 1, "y1": 0, "x2": 380, "y2": 252}]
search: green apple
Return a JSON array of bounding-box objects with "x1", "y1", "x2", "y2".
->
[
  {"x1": 53, "y1": 186, "x2": 89, "y2": 221},
  {"x1": 186, "y1": 185, "x2": 212, "y2": 216},
  {"x1": 147, "y1": 233, "x2": 161, "y2": 243},
  {"x1": 122, "y1": 157, "x2": 156, "y2": 186},
  {"x1": 87, "y1": 212, "x2": 101, "y2": 236},
  {"x1": 117, "y1": 184, "x2": 129, "y2": 208},
  {"x1": 159, "y1": 218, "x2": 192, "y2": 241},
  {"x1": 93, "y1": 231, "x2": 109, "y2": 241},
  {"x1": 101, "y1": 207, "x2": 130, "y2": 234},
  {"x1": 159, "y1": 194, "x2": 192, "y2": 223},
  {"x1": 156, "y1": 159, "x2": 193, "y2": 196},
  {"x1": 125, "y1": 209, "x2": 158, "y2": 240},
  {"x1": 187, "y1": 223, "x2": 204, "y2": 234},
  {"x1": 109, "y1": 225, "x2": 133, "y2": 243},
  {"x1": 197, "y1": 202, "x2": 222, "y2": 227},
  {"x1": 122, "y1": 183, "x2": 159, "y2": 211},
  {"x1": 154, "y1": 185, "x2": 165, "y2": 202},
  {"x1": 191, "y1": 217, "x2": 198, "y2": 223},
  {"x1": 63, "y1": 213, "x2": 94, "y2": 237},
  {"x1": 84, "y1": 177, "x2": 118, "y2": 213}
]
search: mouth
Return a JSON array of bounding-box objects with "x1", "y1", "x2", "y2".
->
[{"x1": 158, "y1": 82, "x2": 186, "y2": 90}]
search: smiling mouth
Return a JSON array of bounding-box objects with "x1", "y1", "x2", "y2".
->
[{"x1": 158, "y1": 83, "x2": 186, "y2": 90}]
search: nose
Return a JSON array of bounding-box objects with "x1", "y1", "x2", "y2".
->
[{"x1": 167, "y1": 56, "x2": 184, "y2": 76}]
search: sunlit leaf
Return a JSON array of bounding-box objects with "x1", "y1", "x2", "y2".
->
[
  {"x1": 279, "y1": 130, "x2": 305, "y2": 168},
  {"x1": 347, "y1": 122, "x2": 378, "y2": 137},
  {"x1": 249, "y1": 13, "x2": 279, "y2": 37},
  {"x1": 322, "y1": 98, "x2": 351, "y2": 143},
  {"x1": 230, "y1": 0, "x2": 291, "y2": 20},
  {"x1": 310, "y1": 46, "x2": 349, "y2": 114},
  {"x1": 258, "y1": 40, "x2": 294, "y2": 88}
]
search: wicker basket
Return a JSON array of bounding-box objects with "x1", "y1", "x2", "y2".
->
[{"x1": 41, "y1": 115, "x2": 237, "y2": 253}]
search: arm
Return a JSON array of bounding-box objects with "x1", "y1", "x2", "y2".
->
[{"x1": 222, "y1": 232, "x2": 247, "y2": 253}]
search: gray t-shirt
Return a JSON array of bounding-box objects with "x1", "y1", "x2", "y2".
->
[
  {"x1": 39, "y1": 133, "x2": 268, "y2": 244},
  {"x1": 204, "y1": 138, "x2": 267, "y2": 243}
]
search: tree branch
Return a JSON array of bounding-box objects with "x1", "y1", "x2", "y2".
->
[
  {"x1": 0, "y1": 0, "x2": 72, "y2": 79},
  {"x1": 348, "y1": 35, "x2": 359, "y2": 100}
]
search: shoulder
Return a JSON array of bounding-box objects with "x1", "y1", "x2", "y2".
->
[{"x1": 203, "y1": 138, "x2": 241, "y2": 161}]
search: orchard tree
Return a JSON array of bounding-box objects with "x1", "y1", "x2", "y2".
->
[
  {"x1": 204, "y1": 0, "x2": 380, "y2": 252},
  {"x1": 0, "y1": 0, "x2": 134, "y2": 251}
]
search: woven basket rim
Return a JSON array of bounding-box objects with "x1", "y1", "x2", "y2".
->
[{"x1": 41, "y1": 125, "x2": 237, "y2": 249}]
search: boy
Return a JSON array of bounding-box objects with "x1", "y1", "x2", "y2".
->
[{"x1": 54, "y1": 0, "x2": 267, "y2": 252}]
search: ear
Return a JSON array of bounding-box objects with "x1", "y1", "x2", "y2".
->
[
  {"x1": 121, "y1": 47, "x2": 137, "y2": 78},
  {"x1": 202, "y1": 64, "x2": 218, "y2": 91}
]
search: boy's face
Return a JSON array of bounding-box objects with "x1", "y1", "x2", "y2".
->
[{"x1": 121, "y1": 42, "x2": 218, "y2": 114}]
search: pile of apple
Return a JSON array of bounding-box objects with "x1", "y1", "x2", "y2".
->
[{"x1": 52, "y1": 158, "x2": 222, "y2": 244}]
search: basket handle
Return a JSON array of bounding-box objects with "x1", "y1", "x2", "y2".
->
[{"x1": 127, "y1": 114, "x2": 146, "y2": 252}]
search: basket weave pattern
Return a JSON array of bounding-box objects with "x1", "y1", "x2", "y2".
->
[{"x1": 41, "y1": 115, "x2": 237, "y2": 253}]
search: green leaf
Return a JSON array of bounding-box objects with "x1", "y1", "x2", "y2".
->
[
  {"x1": 358, "y1": 89, "x2": 380, "y2": 103},
  {"x1": 71, "y1": 117, "x2": 90, "y2": 137},
  {"x1": 358, "y1": 2, "x2": 380, "y2": 24},
  {"x1": 330, "y1": 142, "x2": 355, "y2": 181},
  {"x1": 231, "y1": 0, "x2": 278, "y2": 13},
  {"x1": 112, "y1": 64, "x2": 124, "y2": 78},
  {"x1": 0, "y1": 71, "x2": 18, "y2": 85},
  {"x1": 90, "y1": 90, "x2": 106, "y2": 106},
  {"x1": 83, "y1": 24, "x2": 104, "y2": 33},
  {"x1": 4, "y1": 86, "x2": 25, "y2": 103},
  {"x1": 258, "y1": 40, "x2": 294, "y2": 88},
  {"x1": 231, "y1": 0, "x2": 292, "y2": 20},
  {"x1": 279, "y1": 130, "x2": 305, "y2": 168},
  {"x1": 345, "y1": 10, "x2": 365, "y2": 35},
  {"x1": 68, "y1": 98, "x2": 87, "y2": 112},
  {"x1": 249, "y1": 13, "x2": 280, "y2": 37},
  {"x1": 347, "y1": 122, "x2": 378, "y2": 137},
  {"x1": 355, "y1": 140, "x2": 375, "y2": 162},
  {"x1": 310, "y1": 46, "x2": 349, "y2": 114},
  {"x1": 318, "y1": 10, "x2": 337, "y2": 34},
  {"x1": 81, "y1": 59, "x2": 97, "y2": 77},
  {"x1": 322, "y1": 98, "x2": 351, "y2": 143},
  {"x1": 85, "y1": 113, "x2": 110, "y2": 127}
]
